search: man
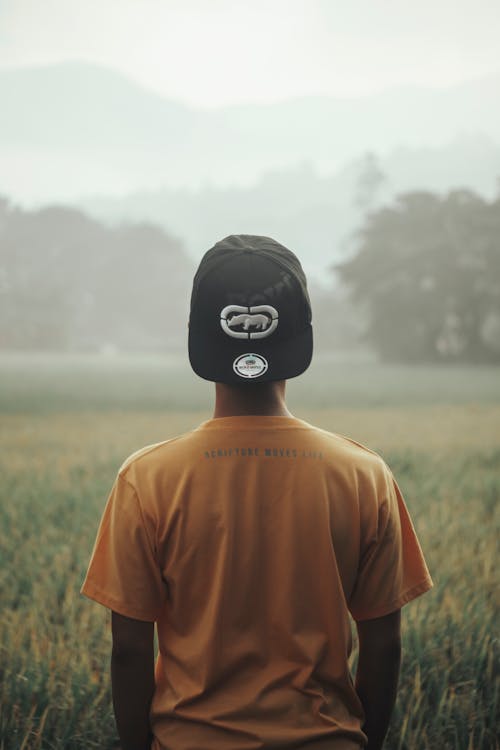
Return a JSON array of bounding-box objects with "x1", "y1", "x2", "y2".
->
[{"x1": 81, "y1": 234, "x2": 433, "y2": 750}]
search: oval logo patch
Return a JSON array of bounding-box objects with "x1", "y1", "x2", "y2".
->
[{"x1": 233, "y1": 353, "x2": 269, "y2": 378}]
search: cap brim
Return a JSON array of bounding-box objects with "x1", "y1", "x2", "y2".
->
[{"x1": 189, "y1": 324, "x2": 313, "y2": 384}]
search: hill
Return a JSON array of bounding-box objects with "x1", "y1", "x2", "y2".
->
[
  {"x1": 1, "y1": 62, "x2": 499, "y2": 202},
  {"x1": 81, "y1": 136, "x2": 500, "y2": 277}
]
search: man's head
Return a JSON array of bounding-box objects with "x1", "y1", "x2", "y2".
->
[{"x1": 188, "y1": 234, "x2": 313, "y2": 384}]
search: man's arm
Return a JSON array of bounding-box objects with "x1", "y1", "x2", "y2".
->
[
  {"x1": 111, "y1": 611, "x2": 155, "y2": 750},
  {"x1": 355, "y1": 609, "x2": 402, "y2": 750}
]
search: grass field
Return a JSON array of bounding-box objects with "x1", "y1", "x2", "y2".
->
[{"x1": 1, "y1": 353, "x2": 499, "y2": 749}]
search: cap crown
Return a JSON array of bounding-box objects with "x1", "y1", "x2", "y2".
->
[{"x1": 189, "y1": 235, "x2": 313, "y2": 383}]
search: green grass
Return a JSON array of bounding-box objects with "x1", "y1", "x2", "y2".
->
[{"x1": 0, "y1": 354, "x2": 499, "y2": 749}]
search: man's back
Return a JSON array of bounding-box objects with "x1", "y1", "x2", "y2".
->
[{"x1": 82, "y1": 414, "x2": 433, "y2": 750}]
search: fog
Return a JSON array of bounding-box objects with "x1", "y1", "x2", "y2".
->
[{"x1": 1, "y1": 0, "x2": 499, "y2": 362}]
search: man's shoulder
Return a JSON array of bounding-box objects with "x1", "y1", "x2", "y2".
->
[
  {"x1": 115, "y1": 419, "x2": 389, "y2": 484},
  {"x1": 298, "y1": 419, "x2": 387, "y2": 470},
  {"x1": 116, "y1": 427, "x2": 201, "y2": 479}
]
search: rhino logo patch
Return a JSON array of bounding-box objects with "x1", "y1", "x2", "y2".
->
[{"x1": 221, "y1": 305, "x2": 279, "y2": 339}]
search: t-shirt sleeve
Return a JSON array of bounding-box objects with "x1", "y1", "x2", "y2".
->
[
  {"x1": 80, "y1": 471, "x2": 167, "y2": 621},
  {"x1": 348, "y1": 463, "x2": 433, "y2": 622}
]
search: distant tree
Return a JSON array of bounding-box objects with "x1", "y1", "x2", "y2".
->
[
  {"x1": 0, "y1": 200, "x2": 74, "y2": 349},
  {"x1": 353, "y1": 152, "x2": 387, "y2": 214},
  {"x1": 307, "y1": 280, "x2": 366, "y2": 354},
  {"x1": 0, "y1": 198, "x2": 193, "y2": 352},
  {"x1": 335, "y1": 189, "x2": 500, "y2": 363}
]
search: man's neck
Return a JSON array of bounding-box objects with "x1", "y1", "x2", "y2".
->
[{"x1": 213, "y1": 380, "x2": 293, "y2": 418}]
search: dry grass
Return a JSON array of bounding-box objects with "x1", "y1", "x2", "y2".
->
[
  {"x1": 1, "y1": 360, "x2": 499, "y2": 748},
  {"x1": 2, "y1": 404, "x2": 499, "y2": 477}
]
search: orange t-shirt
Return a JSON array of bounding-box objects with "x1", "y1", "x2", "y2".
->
[{"x1": 81, "y1": 415, "x2": 433, "y2": 750}]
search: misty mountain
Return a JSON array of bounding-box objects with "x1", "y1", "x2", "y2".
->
[
  {"x1": 81, "y1": 135, "x2": 500, "y2": 279},
  {"x1": 1, "y1": 62, "x2": 500, "y2": 202}
]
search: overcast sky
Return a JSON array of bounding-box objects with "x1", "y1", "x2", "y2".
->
[{"x1": 0, "y1": 0, "x2": 499, "y2": 106}]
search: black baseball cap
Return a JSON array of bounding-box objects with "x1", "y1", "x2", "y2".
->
[{"x1": 188, "y1": 234, "x2": 313, "y2": 383}]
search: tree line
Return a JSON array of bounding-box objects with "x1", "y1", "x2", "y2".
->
[
  {"x1": 1, "y1": 189, "x2": 499, "y2": 363},
  {"x1": 335, "y1": 188, "x2": 500, "y2": 363},
  {"x1": 0, "y1": 198, "x2": 193, "y2": 353}
]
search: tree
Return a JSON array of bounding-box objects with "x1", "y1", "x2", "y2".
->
[
  {"x1": 334, "y1": 189, "x2": 500, "y2": 363},
  {"x1": 353, "y1": 152, "x2": 387, "y2": 214},
  {"x1": 0, "y1": 198, "x2": 194, "y2": 352}
]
